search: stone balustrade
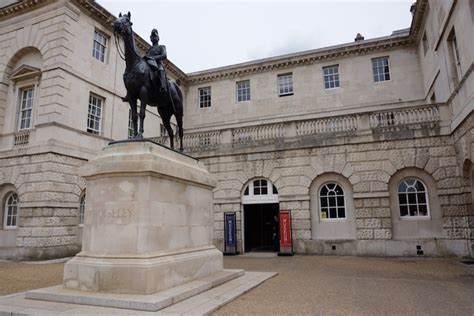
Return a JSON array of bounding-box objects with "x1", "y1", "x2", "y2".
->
[{"x1": 154, "y1": 103, "x2": 450, "y2": 154}]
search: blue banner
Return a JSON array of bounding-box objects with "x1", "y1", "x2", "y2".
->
[{"x1": 224, "y1": 212, "x2": 236, "y2": 247}]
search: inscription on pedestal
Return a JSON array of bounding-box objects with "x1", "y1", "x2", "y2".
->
[{"x1": 91, "y1": 208, "x2": 134, "y2": 224}]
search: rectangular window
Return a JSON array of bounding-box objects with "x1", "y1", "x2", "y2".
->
[
  {"x1": 199, "y1": 86, "x2": 211, "y2": 108},
  {"x1": 447, "y1": 28, "x2": 461, "y2": 83},
  {"x1": 422, "y1": 32, "x2": 429, "y2": 56},
  {"x1": 278, "y1": 73, "x2": 293, "y2": 96},
  {"x1": 372, "y1": 57, "x2": 391, "y2": 82},
  {"x1": 323, "y1": 65, "x2": 340, "y2": 89},
  {"x1": 236, "y1": 80, "x2": 251, "y2": 102},
  {"x1": 160, "y1": 123, "x2": 167, "y2": 136},
  {"x1": 19, "y1": 87, "x2": 34, "y2": 130},
  {"x1": 92, "y1": 30, "x2": 107, "y2": 62},
  {"x1": 87, "y1": 94, "x2": 103, "y2": 134},
  {"x1": 128, "y1": 110, "x2": 134, "y2": 139}
]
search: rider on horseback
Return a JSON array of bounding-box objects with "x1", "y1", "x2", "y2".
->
[{"x1": 144, "y1": 29, "x2": 168, "y2": 94}]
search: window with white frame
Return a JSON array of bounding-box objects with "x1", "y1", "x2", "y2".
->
[
  {"x1": 398, "y1": 178, "x2": 429, "y2": 218},
  {"x1": 372, "y1": 57, "x2": 391, "y2": 82},
  {"x1": 3, "y1": 192, "x2": 18, "y2": 229},
  {"x1": 323, "y1": 65, "x2": 340, "y2": 89},
  {"x1": 242, "y1": 179, "x2": 279, "y2": 204},
  {"x1": 319, "y1": 183, "x2": 345, "y2": 220},
  {"x1": 92, "y1": 30, "x2": 107, "y2": 62},
  {"x1": 236, "y1": 80, "x2": 250, "y2": 102},
  {"x1": 79, "y1": 192, "x2": 85, "y2": 226},
  {"x1": 278, "y1": 73, "x2": 293, "y2": 96},
  {"x1": 87, "y1": 94, "x2": 103, "y2": 134},
  {"x1": 128, "y1": 110, "x2": 134, "y2": 139},
  {"x1": 18, "y1": 87, "x2": 34, "y2": 130},
  {"x1": 199, "y1": 86, "x2": 211, "y2": 108}
]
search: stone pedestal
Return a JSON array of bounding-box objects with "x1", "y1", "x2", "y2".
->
[{"x1": 63, "y1": 141, "x2": 223, "y2": 295}]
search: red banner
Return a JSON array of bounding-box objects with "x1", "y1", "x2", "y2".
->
[{"x1": 279, "y1": 210, "x2": 292, "y2": 250}]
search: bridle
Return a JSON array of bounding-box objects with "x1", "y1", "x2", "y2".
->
[{"x1": 113, "y1": 19, "x2": 141, "y2": 61}]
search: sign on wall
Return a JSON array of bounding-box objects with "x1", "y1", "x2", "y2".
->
[
  {"x1": 279, "y1": 210, "x2": 293, "y2": 256},
  {"x1": 224, "y1": 212, "x2": 238, "y2": 255}
]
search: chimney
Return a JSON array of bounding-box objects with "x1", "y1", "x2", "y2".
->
[
  {"x1": 410, "y1": 2, "x2": 417, "y2": 17},
  {"x1": 354, "y1": 33, "x2": 364, "y2": 42}
]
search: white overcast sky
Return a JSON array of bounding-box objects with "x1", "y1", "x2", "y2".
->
[{"x1": 97, "y1": 0, "x2": 414, "y2": 73}]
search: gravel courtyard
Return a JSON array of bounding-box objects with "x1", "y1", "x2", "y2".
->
[{"x1": 1, "y1": 255, "x2": 473, "y2": 315}]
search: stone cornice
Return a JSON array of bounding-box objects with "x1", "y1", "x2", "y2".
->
[
  {"x1": 408, "y1": 0, "x2": 428, "y2": 42},
  {"x1": 187, "y1": 35, "x2": 411, "y2": 85},
  {"x1": 0, "y1": 0, "x2": 50, "y2": 20}
]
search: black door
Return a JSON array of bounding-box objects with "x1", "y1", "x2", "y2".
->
[{"x1": 244, "y1": 203, "x2": 279, "y2": 252}]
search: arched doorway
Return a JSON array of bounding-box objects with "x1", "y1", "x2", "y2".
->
[{"x1": 242, "y1": 179, "x2": 279, "y2": 252}]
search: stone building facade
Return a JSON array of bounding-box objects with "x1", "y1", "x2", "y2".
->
[{"x1": 0, "y1": 0, "x2": 473, "y2": 259}]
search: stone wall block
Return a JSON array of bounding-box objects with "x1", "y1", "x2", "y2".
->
[
  {"x1": 442, "y1": 205, "x2": 470, "y2": 216},
  {"x1": 363, "y1": 218, "x2": 382, "y2": 228},
  {"x1": 445, "y1": 166, "x2": 460, "y2": 177},
  {"x1": 374, "y1": 229, "x2": 392, "y2": 239},
  {"x1": 443, "y1": 228, "x2": 468, "y2": 239},
  {"x1": 355, "y1": 218, "x2": 365, "y2": 228},
  {"x1": 415, "y1": 148, "x2": 430, "y2": 169},
  {"x1": 355, "y1": 208, "x2": 373, "y2": 218},
  {"x1": 424, "y1": 158, "x2": 439, "y2": 174},
  {"x1": 357, "y1": 229, "x2": 374, "y2": 239},
  {"x1": 292, "y1": 219, "x2": 311, "y2": 230},
  {"x1": 353, "y1": 182, "x2": 370, "y2": 193},
  {"x1": 280, "y1": 201, "x2": 302, "y2": 210},
  {"x1": 363, "y1": 199, "x2": 380, "y2": 207},
  {"x1": 432, "y1": 168, "x2": 446, "y2": 181},
  {"x1": 370, "y1": 182, "x2": 388, "y2": 192},
  {"x1": 291, "y1": 209, "x2": 310, "y2": 220},
  {"x1": 438, "y1": 157, "x2": 458, "y2": 167},
  {"x1": 380, "y1": 218, "x2": 392, "y2": 228},
  {"x1": 354, "y1": 199, "x2": 364, "y2": 208},
  {"x1": 437, "y1": 178, "x2": 462, "y2": 189},
  {"x1": 373, "y1": 207, "x2": 391, "y2": 217},
  {"x1": 292, "y1": 229, "x2": 311, "y2": 240}
]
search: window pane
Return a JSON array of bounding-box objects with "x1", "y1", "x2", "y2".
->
[
  {"x1": 337, "y1": 208, "x2": 345, "y2": 218},
  {"x1": 398, "y1": 181, "x2": 407, "y2": 192},
  {"x1": 409, "y1": 205, "x2": 418, "y2": 216},
  {"x1": 329, "y1": 208, "x2": 337, "y2": 218},
  {"x1": 328, "y1": 197, "x2": 336, "y2": 207},
  {"x1": 261, "y1": 186, "x2": 268, "y2": 195},
  {"x1": 415, "y1": 181, "x2": 425, "y2": 192},
  {"x1": 335, "y1": 185, "x2": 343, "y2": 195},
  {"x1": 398, "y1": 194, "x2": 407, "y2": 205},
  {"x1": 244, "y1": 186, "x2": 249, "y2": 195},
  {"x1": 418, "y1": 205, "x2": 428, "y2": 216},
  {"x1": 273, "y1": 185, "x2": 278, "y2": 194},
  {"x1": 320, "y1": 186, "x2": 328, "y2": 196},
  {"x1": 321, "y1": 210, "x2": 328, "y2": 219},
  {"x1": 337, "y1": 196, "x2": 344, "y2": 207},
  {"x1": 400, "y1": 205, "x2": 408, "y2": 216},
  {"x1": 417, "y1": 193, "x2": 426, "y2": 204}
]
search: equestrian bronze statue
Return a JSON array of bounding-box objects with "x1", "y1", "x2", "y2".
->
[{"x1": 113, "y1": 12, "x2": 184, "y2": 151}]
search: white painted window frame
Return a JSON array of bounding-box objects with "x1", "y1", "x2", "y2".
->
[
  {"x1": 92, "y1": 30, "x2": 108, "y2": 62},
  {"x1": 371, "y1": 56, "x2": 391, "y2": 83},
  {"x1": 18, "y1": 86, "x2": 35, "y2": 130},
  {"x1": 318, "y1": 182, "x2": 346, "y2": 221},
  {"x1": 198, "y1": 86, "x2": 211, "y2": 108},
  {"x1": 242, "y1": 179, "x2": 279, "y2": 204},
  {"x1": 3, "y1": 192, "x2": 18, "y2": 229},
  {"x1": 79, "y1": 192, "x2": 85, "y2": 226},
  {"x1": 277, "y1": 73, "x2": 293, "y2": 96},
  {"x1": 397, "y1": 178, "x2": 431, "y2": 220},
  {"x1": 236, "y1": 80, "x2": 251, "y2": 103},
  {"x1": 87, "y1": 93, "x2": 104, "y2": 135},
  {"x1": 323, "y1": 65, "x2": 340, "y2": 90}
]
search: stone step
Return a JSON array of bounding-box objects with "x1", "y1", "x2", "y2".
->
[{"x1": 25, "y1": 269, "x2": 244, "y2": 312}]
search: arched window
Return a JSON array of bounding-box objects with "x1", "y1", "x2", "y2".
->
[
  {"x1": 79, "y1": 192, "x2": 86, "y2": 226},
  {"x1": 397, "y1": 178, "x2": 429, "y2": 218},
  {"x1": 319, "y1": 182, "x2": 345, "y2": 220},
  {"x1": 4, "y1": 192, "x2": 18, "y2": 229},
  {"x1": 242, "y1": 179, "x2": 278, "y2": 204}
]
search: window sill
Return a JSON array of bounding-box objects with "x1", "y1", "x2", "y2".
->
[
  {"x1": 279, "y1": 93, "x2": 293, "y2": 97},
  {"x1": 399, "y1": 216, "x2": 431, "y2": 221}
]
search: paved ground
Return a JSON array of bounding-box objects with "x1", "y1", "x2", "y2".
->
[{"x1": 1, "y1": 255, "x2": 473, "y2": 315}]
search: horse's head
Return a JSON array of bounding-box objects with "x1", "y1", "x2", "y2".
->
[{"x1": 113, "y1": 12, "x2": 133, "y2": 37}]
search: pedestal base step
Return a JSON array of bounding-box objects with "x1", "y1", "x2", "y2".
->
[{"x1": 26, "y1": 269, "x2": 244, "y2": 312}]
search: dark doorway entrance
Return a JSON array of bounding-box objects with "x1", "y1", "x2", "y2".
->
[{"x1": 244, "y1": 203, "x2": 279, "y2": 252}]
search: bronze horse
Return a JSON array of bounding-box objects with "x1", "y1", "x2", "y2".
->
[{"x1": 113, "y1": 12, "x2": 184, "y2": 151}]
